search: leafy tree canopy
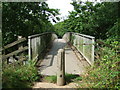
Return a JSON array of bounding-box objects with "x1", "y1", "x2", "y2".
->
[
  {"x1": 54, "y1": 1, "x2": 119, "y2": 40},
  {"x1": 2, "y1": 2, "x2": 60, "y2": 45}
]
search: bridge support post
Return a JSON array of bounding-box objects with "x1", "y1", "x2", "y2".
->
[{"x1": 57, "y1": 49, "x2": 65, "y2": 86}]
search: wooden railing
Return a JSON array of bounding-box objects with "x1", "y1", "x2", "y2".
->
[{"x1": 1, "y1": 37, "x2": 28, "y2": 64}]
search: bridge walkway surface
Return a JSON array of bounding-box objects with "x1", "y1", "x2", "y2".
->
[{"x1": 37, "y1": 39, "x2": 90, "y2": 76}]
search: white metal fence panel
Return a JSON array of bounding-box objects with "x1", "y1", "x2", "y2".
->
[
  {"x1": 64, "y1": 32, "x2": 95, "y2": 65},
  {"x1": 72, "y1": 33, "x2": 95, "y2": 65},
  {"x1": 28, "y1": 33, "x2": 57, "y2": 60}
]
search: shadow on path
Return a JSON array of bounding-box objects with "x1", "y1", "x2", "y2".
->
[
  {"x1": 38, "y1": 39, "x2": 66, "y2": 74},
  {"x1": 38, "y1": 39, "x2": 89, "y2": 75}
]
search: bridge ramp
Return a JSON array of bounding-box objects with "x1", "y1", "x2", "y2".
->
[{"x1": 37, "y1": 39, "x2": 89, "y2": 76}]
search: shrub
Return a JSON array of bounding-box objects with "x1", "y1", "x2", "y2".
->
[
  {"x1": 78, "y1": 39, "x2": 120, "y2": 89},
  {"x1": 2, "y1": 60, "x2": 38, "y2": 88}
]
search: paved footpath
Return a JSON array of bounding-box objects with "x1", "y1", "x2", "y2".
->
[{"x1": 37, "y1": 39, "x2": 89, "y2": 76}]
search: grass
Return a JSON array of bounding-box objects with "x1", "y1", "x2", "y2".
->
[
  {"x1": 65, "y1": 74, "x2": 82, "y2": 83},
  {"x1": 43, "y1": 75, "x2": 57, "y2": 83},
  {"x1": 42, "y1": 73, "x2": 82, "y2": 84}
]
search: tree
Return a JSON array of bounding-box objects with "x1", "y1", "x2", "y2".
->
[
  {"x1": 56, "y1": 1, "x2": 119, "y2": 39},
  {"x1": 54, "y1": 21, "x2": 67, "y2": 38},
  {"x1": 2, "y1": 2, "x2": 60, "y2": 45}
]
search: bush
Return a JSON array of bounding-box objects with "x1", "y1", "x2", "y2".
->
[
  {"x1": 79, "y1": 39, "x2": 120, "y2": 89},
  {"x1": 2, "y1": 60, "x2": 38, "y2": 88}
]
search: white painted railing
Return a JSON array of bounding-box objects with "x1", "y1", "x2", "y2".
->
[
  {"x1": 64, "y1": 32, "x2": 95, "y2": 65},
  {"x1": 28, "y1": 32, "x2": 57, "y2": 61}
]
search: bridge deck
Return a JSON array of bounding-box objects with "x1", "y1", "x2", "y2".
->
[{"x1": 37, "y1": 39, "x2": 89, "y2": 76}]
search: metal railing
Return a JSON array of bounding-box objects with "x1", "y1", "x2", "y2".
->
[
  {"x1": 64, "y1": 32, "x2": 95, "y2": 65},
  {"x1": 28, "y1": 32, "x2": 57, "y2": 61}
]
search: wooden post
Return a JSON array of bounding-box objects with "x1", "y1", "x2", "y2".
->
[
  {"x1": 18, "y1": 36, "x2": 24, "y2": 64},
  {"x1": 18, "y1": 36, "x2": 23, "y2": 49},
  {"x1": 28, "y1": 37, "x2": 31, "y2": 61},
  {"x1": 57, "y1": 49, "x2": 65, "y2": 86}
]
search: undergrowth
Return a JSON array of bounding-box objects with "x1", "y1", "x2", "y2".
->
[
  {"x1": 78, "y1": 38, "x2": 120, "y2": 89},
  {"x1": 2, "y1": 60, "x2": 39, "y2": 88}
]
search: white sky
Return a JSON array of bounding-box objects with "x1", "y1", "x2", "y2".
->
[
  {"x1": 46, "y1": 0, "x2": 103, "y2": 24},
  {"x1": 46, "y1": 0, "x2": 74, "y2": 24}
]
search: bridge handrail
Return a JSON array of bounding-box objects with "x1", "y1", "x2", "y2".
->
[
  {"x1": 70, "y1": 32, "x2": 95, "y2": 39},
  {"x1": 28, "y1": 32, "x2": 57, "y2": 61},
  {"x1": 28, "y1": 32, "x2": 52, "y2": 39},
  {"x1": 64, "y1": 32, "x2": 95, "y2": 65}
]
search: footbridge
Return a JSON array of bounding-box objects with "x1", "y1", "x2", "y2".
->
[{"x1": 28, "y1": 32, "x2": 95, "y2": 75}]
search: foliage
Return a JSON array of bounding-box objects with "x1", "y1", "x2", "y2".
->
[
  {"x1": 2, "y1": 60, "x2": 39, "y2": 88},
  {"x1": 107, "y1": 19, "x2": 120, "y2": 40},
  {"x1": 78, "y1": 39, "x2": 120, "y2": 88},
  {"x1": 54, "y1": 2, "x2": 119, "y2": 40},
  {"x1": 2, "y1": 2, "x2": 60, "y2": 45},
  {"x1": 54, "y1": 21, "x2": 66, "y2": 38}
]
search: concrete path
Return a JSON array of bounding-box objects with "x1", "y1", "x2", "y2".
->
[
  {"x1": 33, "y1": 82, "x2": 79, "y2": 88},
  {"x1": 37, "y1": 39, "x2": 89, "y2": 76}
]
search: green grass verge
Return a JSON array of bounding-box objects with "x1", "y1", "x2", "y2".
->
[
  {"x1": 43, "y1": 75, "x2": 57, "y2": 83},
  {"x1": 42, "y1": 74, "x2": 82, "y2": 84}
]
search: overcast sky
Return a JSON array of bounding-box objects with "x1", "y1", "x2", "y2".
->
[{"x1": 46, "y1": 0, "x2": 74, "y2": 24}]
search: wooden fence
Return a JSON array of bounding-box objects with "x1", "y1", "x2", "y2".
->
[
  {"x1": 1, "y1": 36, "x2": 28, "y2": 64},
  {"x1": 1, "y1": 32, "x2": 58, "y2": 65}
]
